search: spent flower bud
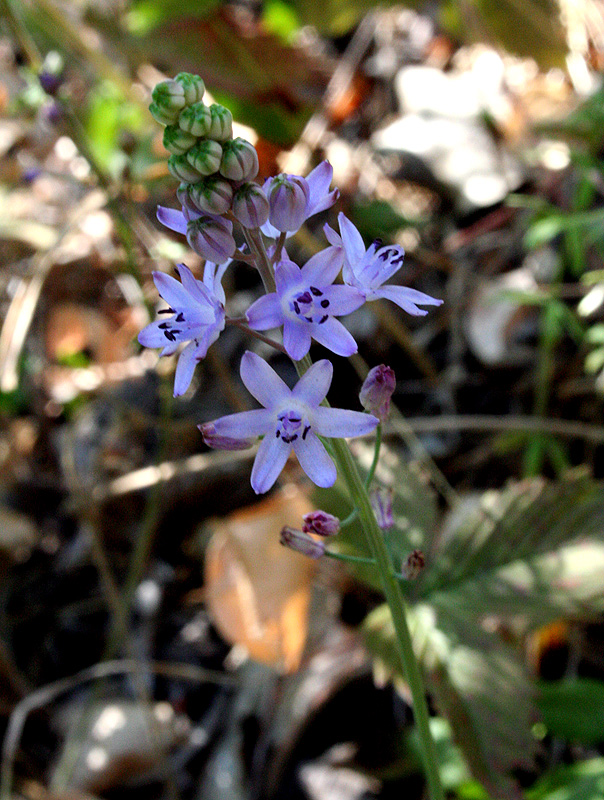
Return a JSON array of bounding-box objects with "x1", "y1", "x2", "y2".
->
[
  {"x1": 199, "y1": 422, "x2": 254, "y2": 451},
  {"x1": 151, "y1": 80, "x2": 186, "y2": 121},
  {"x1": 174, "y1": 72, "x2": 205, "y2": 105},
  {"x1": 189, "y1": 176, "x2": 233, "y2": 215},
  {"x1": 186, "y1": 140, "x2": 223, "y2": 176},
  {"x1": 302, "y1": 511, "x2": 340, "y2": 537},
  {"x1": 168, "y1": 154, "x2": 204, "y2": 183},
  {"x1": 232, "y1": 182, "x2": 270, "y2": 228},
  {"x1": 186, "y1": 216, "x2": 236, "y2": 264},
  {"x1": 266, "y1": 174, "x2": 309, "y2": 232},
  {"x1": 207, "y1": 104, "x2": 233, "y2": 141},
  {"x1": 359, "y1": 365, "x2": 396, "y2": 421},
  {"x1": 219, "y1": 138, "x2": 259, "y2": 181},
  {"x1": 371, "y1": 487, "x2": 394, "y2": 530},
  {"x1": 178, "y1": 102, "x2": 212, "y2": 136},
  {"x1": 163, "y1": 125, "x2": 197, "y2": 155},
  {"x1": 401, "y1": 549, "x2": 425, "y2": 580},
  {"x1": 280, "y1": 527, "x2": 325, "y2": 559}
]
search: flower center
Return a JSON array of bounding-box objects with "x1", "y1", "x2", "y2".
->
[
  {"x1": 275, "y1": 409, "x2": 312, "y2": 444},
  {"x1": 287, "y1": 285, "x2": 330, "y2": 325}
]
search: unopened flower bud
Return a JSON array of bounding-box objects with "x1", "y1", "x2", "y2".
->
[
  {"x1": 371, "y1": 487, "x2": 394, "y2": 530},
  {"x1": 189, "y1": 176, "x2": 233, "y2": 215},
  {"x1": 186, "y1": 216, "x2": 236, "y2": 264},
  {"x1": 174, "y1": 72, "x2": 205, "y2": 105},
  {"x1": 265, "y1": 174, "x2": 309, "y2": 232},
  {"x1": 401, "y1": 549, "x2": 425, "y2": 580},
  {"x1": 163, "y1": 125, "x2": 197, "y2": 155},
  {"x1": 199, "y1": 422, "x2": 254, "y2": 451},
  {"x1": 359, "y1": 365, "x2": 396, "y2": 421},
  {"x1": 219, "y1": 138, "x2": 259, "y2": 181},
  {"x1": 39, "y1": 69, "x2": 62, "y2": 96},
  {"x1": 206, "y1": 104, "x2": 233, "y2": 141},
  {"x1": 178, "y1": 102, "x2": 212, "y2": 136},
  {"x1": 176, "y1": 182, "x2": 198, "y2": 215},
  {"x1": 168, "y1": 154, "x2": 204, "y2": 183},
  {"x1": 186, "y1": 140, "x2": 223, "y2": 176},
  {"x1": 149, "y1": 102, "x2": 178, "y2": 126},
  {"x1": 151, "y1": 80, "x2": 186, "y2": 122},
  {"x1": 302, "y1": 511, "x2": 340, "y2": 537},
  {"x1": 232, "y1": 182, "x2": 270, "y2": 228},
  {"x1": 280, "y1": 527, "x2": 325, "y2": 559}
]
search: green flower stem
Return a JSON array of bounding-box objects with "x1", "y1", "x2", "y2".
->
[
  {"x1": 325, "y1": 550, "x2": 374, "y2": 565},
  {"x1": 365, "y1": 422, "x2": 382, "y2": 488},
  {"x1": 295, "y1": 356, "x2": 443, "y2": 800},
  {"x1": 244, "y1": 234, "x2": 444, "y2": 800},
  {"x1": 340, "y1": 508, "x2": 359, "y2": 527}
]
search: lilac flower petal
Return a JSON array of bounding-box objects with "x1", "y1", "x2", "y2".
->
[
  {"x1": 138, "y1": 321, "x2": 171, "y2": 349},
  {"x1": 209, "y1": 408, "x2": 273, "y2": 438},
  {"x1": 312, "y1": 407, "x2": 379, "y2": 438},
  {"x1": 320, "y1": 285, "x2": 366, "y2": 315},
  {"x1": 305, "y1": 161, "x2": 339, "y2": 217},
  {"x1": 251, "y1": 435, "x2": 291, "y2": 494},
  {"x1": 275, "y1": 259, "x2": 302, "y2": 295},
  {"x1": 310, "y1": 317, "x2": 357, "y2": 357},
  {"x1": 293, "y1": 431, "x2": 337, "y2": 487},
  {"x1": 204, "y1": 260, "x2": 230, "y2": 304},
  {"x1": 240, "y1": 350, "x2": 290, "y2": 408},
  {"x1": 153, "y1": 271, "x2": 212, "y2": 320},
  {"x1": 176, "y1": 264, "x2": 212, "y2": 305},
  {"x1": 160, "y1": 342, "x2": 179, "y2": 356},
  {"x1": 292, "y1": 359, "x2": 332, "y2": 406},
  {"x1": 157, "y1": 206, "x2": 188, "y2": 235},
  {"x1": 283, "y1": 319, "x2": 312, "y2": 361},
  {"x1": 375, "y1": 285, "x2": 442, "y2": 315},
  {"x1": 323, "y1": 223, "x2": 343, "y2": 248},
  {"x1": 301, "y1": 247, "x2": 343, "y2": 287},
  {"x1": 260, "y1": 218, "x2": 281, "y2": 239},
  {"x1": 173, "y1": 341, "x2": 198, "y2": 396},
  {"x1": 338, "y1": 213, "x2": 366, "y2": 264},
  {"x1": 246, "y1": 293, "x2": 283, "y2": 331}
]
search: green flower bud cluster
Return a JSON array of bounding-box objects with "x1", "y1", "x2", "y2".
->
[{"x1": 150, "y1": 73, "x2": 265, "y2": 226}]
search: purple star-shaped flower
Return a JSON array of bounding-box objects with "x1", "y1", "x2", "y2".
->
[
  {"x1": 138, "y1": 262, "x2": 228, "y2": 396},
  {"x1": 245, "y1": 248, "x2": 365, "y2": 361},
  {"x1": 261, "y1": 161, "x2": 340, "y2": 238},
  {"x1": 200, "y1": 351, "x2": 378, "y2": 494},
  {"x1": 325, "y1": 213, "x2": 443, "y2": 316}
]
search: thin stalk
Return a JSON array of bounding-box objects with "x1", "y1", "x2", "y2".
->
[
  {"x1": 364, "y1": 423, "x2": 382, "y2": 488},
  {"x1": 227, "y1": 318, "x2": 287, "y2": 355}
]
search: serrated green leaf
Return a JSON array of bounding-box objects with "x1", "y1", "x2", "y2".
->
[{"x1": 538, "y1": 679, "x2": 604, "y2": 745}]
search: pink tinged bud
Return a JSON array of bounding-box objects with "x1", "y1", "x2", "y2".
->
[
  {"x1": 232, "y1": 183, "x2": 269, "y2": 228},
  {"x1": 176, "y1": 182, "x2": 198, "y2": 215},
  {"x1": 178, "y1": 102, "x2": 212, "y2": 136},
  {"x1": 163, "y1": 125, "x2": 197, "y2": 155},
  {"x1": 189, "y1": 176, "x2": 233, "y2": 215},
  {"x1": 267, "y1": 174, "x2": 309, "y2": 232},
  {"x1": 207, "y1": 104, "x2": 233, "y2": 141},
  {"x1": 280, "y1": 527, "x2": 325, "y2": 559},
  {"x1": 219, "y1": 138, "x2": 259, "y2": 181},
  {"x1": 199, "y1": 422, "x2": 255, "y2": 451},
  {"x1": 370, "y1": 487, "x2": 394, "y2": 530},
  {"x1": 186, "y1": 140, "x2": 223, "y2": 176},
  {"x1": 359, "y1": 365, "x2": 396, "y2": 421},
  {"x1": 401, "y1": 549, "x2": 425, "y2": 580},
  {"x1": 302, "y1": 511, "x2": 340, "y2": 537},
  {"x1": 168, "y1": 154, "x2": 204, "y2": 183},
  {"x1": 151, "y1": 80, "x2": 186, "y2": 121},
  {"x1": 186, "y1": 216, "x2": 236, "y2": 264},
  {"x1": 174, "y1": 72, "x2": 205, "y2": 105}
]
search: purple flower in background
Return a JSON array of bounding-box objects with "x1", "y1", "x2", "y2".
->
[
  {"x1": 138, "y1": 262, "x2": 228, "y2": 396},
  {"x1": 359, "y1": 364, "x2": 396, "y2": 421},
  {"x1": 302, "y1": 510, "x2": 340, "y2": 537},
  {"x1": 371, "y1": 487, "x2": 394, "y2": 530},
  {"x1": 261, "y1": 161, "x2": 340, "y2": 238},
  {"x1": 200, "y1": 352, "x2": 378, "y2": 494},
  {"x1": 157, "y1": 205, "x2": 235, "y2": 264},
  {"x1": 246, "y1": 248, "x2": 365, "y2": 361},
  {"x1": 325, "y1": 213, "x2": 443, "y2": 315}
]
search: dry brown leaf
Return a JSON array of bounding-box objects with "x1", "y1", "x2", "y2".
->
[{"x1": 204, "y1": 484, "x2": 316, "y2": 673}]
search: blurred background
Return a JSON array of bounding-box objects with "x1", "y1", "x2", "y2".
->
[{"x1": 1, "y1": 0, "x2": 604, "y2": 798}]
